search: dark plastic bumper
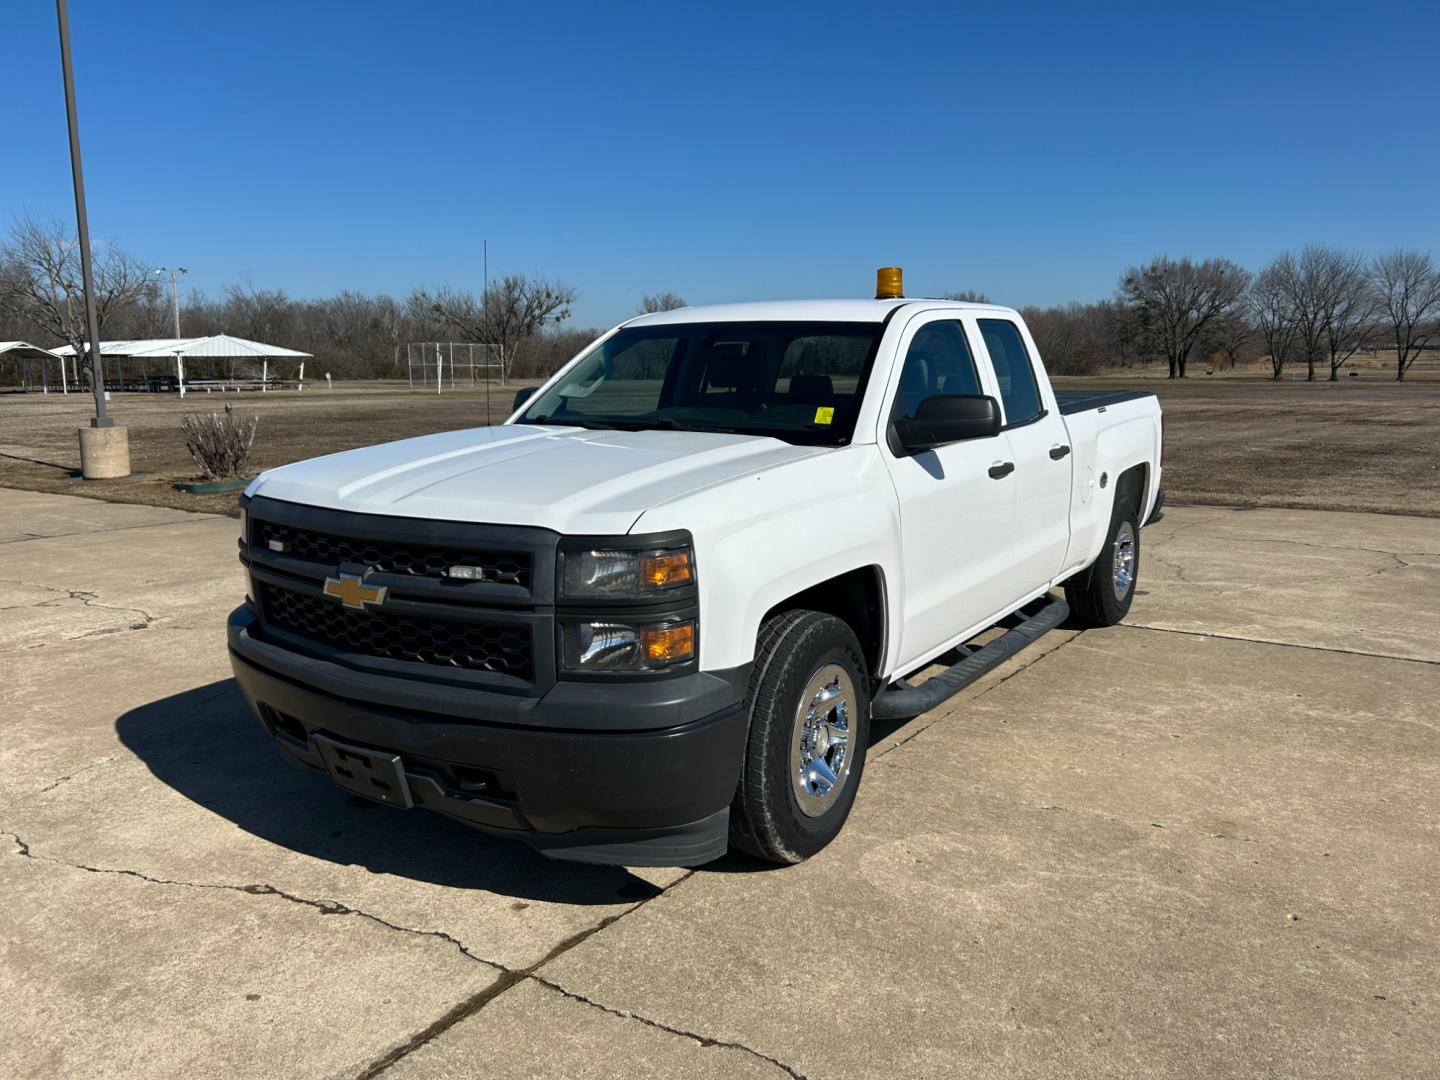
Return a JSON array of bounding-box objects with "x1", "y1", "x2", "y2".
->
[{"x1": 227, "y1": 606, "x2": 747, "y2": 866}]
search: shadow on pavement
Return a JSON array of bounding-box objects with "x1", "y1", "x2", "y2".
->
[{"x1": 115, "y1": 680, "x2": 663, "y2": 905}]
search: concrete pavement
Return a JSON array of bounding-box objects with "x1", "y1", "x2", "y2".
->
[{"x1": 1, "y1": 490, "x2": 1436, "y2": 1079}]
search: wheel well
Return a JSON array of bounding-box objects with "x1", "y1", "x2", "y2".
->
[
  {"x1": 1116, "y1": 462, "x2": 1148, "y2": 516},
  {"x1": 1063, "y1": 462, "x2": 1149, "y2": 593},
  {"x1": 762, "y1": 567, "x2": 885, "y2": 679}
]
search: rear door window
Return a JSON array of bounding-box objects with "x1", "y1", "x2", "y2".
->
[{"x1": 978, "y1": 318, "x2": 1043, "y2": 425}]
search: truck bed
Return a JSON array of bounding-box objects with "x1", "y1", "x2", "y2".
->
[{"x1": 1053, "y1": 388, "x2": 1156, "y2": 415}]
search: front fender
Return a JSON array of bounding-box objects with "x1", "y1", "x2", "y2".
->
[{"x1": 630, "y1": 446, "x2": 901, "y2": 673}]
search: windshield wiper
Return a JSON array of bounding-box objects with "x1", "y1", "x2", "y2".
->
[
  {"x1": 647, "y1": 416, "x2": 743, "y2": 434},
  {"x1": 668, "y1": 422, "x2": 741, "y2": 434}
]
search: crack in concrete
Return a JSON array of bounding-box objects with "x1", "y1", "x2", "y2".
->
[
  {"x1": 351, "y1": 871, "x2": 699, "y2": 1079},
  {"x1": 0, "y1": 515, "x2": 216, "y2": 546},
  {"x1": 1116, "y1": 621, "x2": 1440, "y2": 667},
  {"x1": 33, "y1": 755, "x2": 118, "y2": 795},
  {"x1": 2, "y1": 829, "x2": 503, "y2": 969},
  {"x1": 3, "y1": 833, "x2": 749, "y2": 1080},
  {"x1": 0, "y1": 580, "x2": 160, "y2": 653},
  {"x1": 1146, "y1": 537, "x2": 1423, "y2": 592},
  {"x1": 1147, "y1": 548, "x2": 1196, "y2": 585},
  {"x1": 1216, "y1": 533, "x2": 1440, "y2": 559},
  {"x1": 0, "y1": 579, "x2": 158, "y2": 626},
  {"x1": 528, "y1": 973, "x2": 813, "y2": 1080}
]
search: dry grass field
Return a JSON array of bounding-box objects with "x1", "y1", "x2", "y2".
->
[
  {"x1": 1054, "y1": 372, "x2": 1440, "y2": 516},
  {"x1": 2, "y1": 371, "x2": 1438, "y2": 517}
]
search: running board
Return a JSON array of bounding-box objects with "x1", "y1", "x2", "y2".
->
[{"x1": 870, "y1": 594, "x2": 1069, "y2": 720}]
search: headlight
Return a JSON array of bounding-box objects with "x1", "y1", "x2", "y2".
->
[
  {"x1": 559, "y1": 544, "x2": 693, "y2": 599},
  {"x1": 238, "y1": 504, "x2": 248, "y2": 548},
  {"x1": 561, "y1": 619, "x2": 695, "y2": 673}
]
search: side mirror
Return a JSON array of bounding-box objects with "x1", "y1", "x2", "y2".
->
[
  {"x1": 512, "y1": 386, "x2": 537, "y2": 413},
  {"x1": 893, "y1": 394, "x2": 1002, "y2": 454}
]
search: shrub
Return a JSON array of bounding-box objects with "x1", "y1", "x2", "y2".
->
[{"x1": 180, "y1": 404, "x2": 257, "y2": 480}]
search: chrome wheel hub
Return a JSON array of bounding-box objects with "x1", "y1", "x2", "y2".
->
[
  {"x1": 790, "y1": 664, "x2": 855, "y2": 817},
  {"x1": 1112, "y1": 520, "x2": 1136, "y2": 601}
]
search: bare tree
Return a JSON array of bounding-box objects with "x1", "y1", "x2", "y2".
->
[
  {"x1": 417, "y1": 274, "x2": 577, "y2": 383},
  {"x1": 1195, "y1": 308, "x2": 1255, "y2": 372},
  {"x1": 944, "y1": 289, "x2": 991, "y2": 303},
  {"x1": 1014, "y1": 297, "x2": 1146, "y2": 375},
  {"x1": 1282, "y1": 245, "x2": 1376, "y2": 382},
  {"x1": 1251, "y1": 254, "x2": 1301, "y2": 380},
  {"x1": 1371, "y1": 249, "x2": 1440, "y2": 382},
  {"x1": 1284, "y1": 250, "x2": 1326, "y2": 382},
  {"x1": 375, "y1": 295, "x2": 409, "y2": 376},
  {"x1": 1093, "y1": 297, "x2": 1142, "y2": 368},
  {"x1": 638, "y1": 291, "x2": 686, "y2": 314},
  {"x1": 222, "y1": 281, "x2": 296, "y2": 344},
  {"x1": 0, "y1": 216, "x2": 151, "y2": 368},
  {"x1": 1315, "y1": 248, "x2": 1376, "y2": 381},
  {"x1": 1119, "y1": 256, "x2": 1251, "y2": 378}
]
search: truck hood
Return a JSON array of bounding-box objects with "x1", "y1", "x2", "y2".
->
[{"x1": 247, "y1": 423, "x2": 830, "y2": 534}]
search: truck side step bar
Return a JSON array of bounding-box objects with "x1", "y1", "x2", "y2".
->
[{"x1": 870, "y1": 593, "x2": 1070, "y2": 720}]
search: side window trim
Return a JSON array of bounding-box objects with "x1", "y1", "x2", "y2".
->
[{"x1": 975, "y1": 316, "x2": 1044, "y2": 429}]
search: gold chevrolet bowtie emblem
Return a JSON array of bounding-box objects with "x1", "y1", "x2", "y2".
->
[{"x1": 323, "y1": 572, "x2": 387, "y2": 610}]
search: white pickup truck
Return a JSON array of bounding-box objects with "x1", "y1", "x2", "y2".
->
[{"x1": 230, "y1": 270, "x2": 1163, "y2": 867}]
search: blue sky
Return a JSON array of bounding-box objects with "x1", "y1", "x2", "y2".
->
[{"x1": 7, "y1": 1, "x2": 1439, "y2": 328}]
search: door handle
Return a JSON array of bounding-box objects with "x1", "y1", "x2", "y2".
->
[
  {"x1": 1049, "y1": 444, "x2": 1071, "y2": 460},
  {"x1": 988, "y1": 461, "x2": 1015, "y2": 479}
]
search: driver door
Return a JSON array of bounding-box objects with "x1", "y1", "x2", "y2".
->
[{"x1": 880, "y1": 313, "x2": 1020, "y2": 671}]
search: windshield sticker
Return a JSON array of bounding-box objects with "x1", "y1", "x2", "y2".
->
[{"x1": 813, "y1": 406, "x2": 835, "y2": 425}]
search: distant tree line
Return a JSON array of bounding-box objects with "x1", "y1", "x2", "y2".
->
[
  {"x1": 1020, "y1": 247, "x2": 1440, "y2": 381},
  {"x1": 5, "y1": 215, "x2": 1438, "y2": 384},
  {"x1": 0, "y1": 217, "x2": 591, "y2": 382}
]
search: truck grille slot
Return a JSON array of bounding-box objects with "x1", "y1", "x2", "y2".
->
[
  {"x1": 257, "y1": 521, "x2": 530, "y2": 586},
  {"x1": 262, "y1": 584, "x2": 534, "y2": 679}
]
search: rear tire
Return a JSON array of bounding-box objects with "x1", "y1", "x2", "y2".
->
[
  {"x1": 1065, "y1": 499, "x2": 1140, "y2": 627},
  {"x1": 730, "y1": 611, "x2": 870, "y2": 864}
]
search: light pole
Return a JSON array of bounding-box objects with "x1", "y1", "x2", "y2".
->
[
  {"x1": 155, "y1": 266, "x2": 188, "y2": 338},
  {"x1": 56, "y1": 0, "x2": 129, "y2": 478}
]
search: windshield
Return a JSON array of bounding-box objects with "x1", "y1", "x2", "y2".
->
[{"x1": 516, "y1": 320, "x2": 886, "y2": 446}]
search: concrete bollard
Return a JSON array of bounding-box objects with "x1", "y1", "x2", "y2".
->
[{"x1": 78, "y1": 425, "x2": 131, "y2": 479}]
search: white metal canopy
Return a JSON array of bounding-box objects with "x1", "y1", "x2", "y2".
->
[
  {"x1": 52, "y1": 335, "x2": 312, "y2": 396},
  {"x1": 1, "y1": 341, "x2": 77, "y2": 394},
  {"x1": 54, "y1": 335, "x2": 312, "y2": 360},
  {"x1": 0, "y1": 341, "x2": 63, "y2": 360}
]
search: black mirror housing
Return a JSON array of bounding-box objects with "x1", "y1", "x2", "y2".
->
[
  {"x1": 512, "y1": 386, "x2": 537, "y2": 413},
  {"x1": 893, "y1": 394, "x2": 1002, "y2": 454}
]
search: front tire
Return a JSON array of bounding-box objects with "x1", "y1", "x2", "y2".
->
[
  {"x1": 730, "y1": 611, "x2": 870, "y2": 864},
  {"x1": 1065, "y1": 498, "x2": 1140, "y2": 627}
]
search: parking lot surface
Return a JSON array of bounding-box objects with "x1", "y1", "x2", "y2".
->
[{"x1": 2, "y1": 489, "x2": 1436, "y2": 1079}]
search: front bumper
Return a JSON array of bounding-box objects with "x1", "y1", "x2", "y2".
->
[{"x1": 228, "y1": 606, "x2": 748, "y2": 866}]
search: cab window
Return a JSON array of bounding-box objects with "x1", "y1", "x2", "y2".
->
[
  {"x1": 978, "y1": 318, "x2": 1043, "y2": 425},
  {"x1": 894, "y1": 320, "x2": 981, "y2": 420}
]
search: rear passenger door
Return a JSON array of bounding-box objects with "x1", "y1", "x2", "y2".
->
[
  {"x1": 975, "y1": 317, "x2": 1073, "y2": 595},
  {"x1": 880, "y1": 314, "x2": 1020, "y2": 670}
]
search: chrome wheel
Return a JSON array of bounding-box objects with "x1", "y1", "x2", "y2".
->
[
  {"x1": 789, "y1": 663, "x2": 855, "y2": 817},
  {"x1": 1112, "y1": 520, "x2": 1136, "y2": 601}
]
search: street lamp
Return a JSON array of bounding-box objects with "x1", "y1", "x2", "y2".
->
[
  {"x1": 154, "y1": 266, "x2": 189, "y2": 338},
  {"x1": 56, "y1": 0, "x2": 129, "y2": 478}
]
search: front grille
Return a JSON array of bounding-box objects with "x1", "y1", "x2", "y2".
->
[
  {"x1": 262, "y1": 583, "x2": 534, "y2": 679},
  {"x1": 256, "y1": 521, "x2": 530, "y2": 587}
]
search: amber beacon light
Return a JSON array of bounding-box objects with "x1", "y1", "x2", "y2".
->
[{"x1": 875, "y1": 266, "x2": 904, "y2": 299}]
